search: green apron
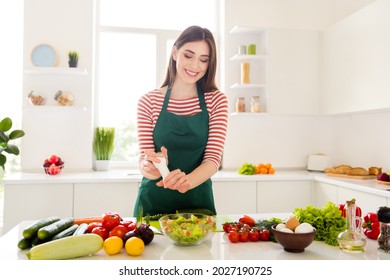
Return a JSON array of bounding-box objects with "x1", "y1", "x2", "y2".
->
[{"x1": 133, "y1": 85, "x2": 216, "y2": 216}]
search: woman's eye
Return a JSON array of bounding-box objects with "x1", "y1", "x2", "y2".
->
[
  {"x1": 184, "y1": 54, "x2": 192, "y2": 59},
  {"x1": 200, "y1": 59, "x2": 209, "y2": 63}
]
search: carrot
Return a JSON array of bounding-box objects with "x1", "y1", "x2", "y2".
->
[{"x1": 73, "y1": 216, "x2": 102, "y2": 225}]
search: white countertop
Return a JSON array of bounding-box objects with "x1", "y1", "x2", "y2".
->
[
  {"x1": 3, "y1": 169, "x2": 390, "y2": 197},
  {"x1": 1, "y1": 214, "x2": 389, "y2": 260}
]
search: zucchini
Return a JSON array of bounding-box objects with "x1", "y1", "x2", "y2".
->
[
  {"x1": 73, "y1": 223, "x2": 88, "y2": 236},
  {"x1": 22, "y1": 216, "x2": 60, "y2": 239},
  {"x1": 37, "y1": 217, "x2": 74, "y2": 240},
  {"x1": 26, "y1": 233, "x2": 104, "y2": 260},
  {"x1": 51, "y1": 224, "x2": 79, "y2": 240},
  {"x1": 18, "y1": 237, "x2": 32, "y2": 250}
]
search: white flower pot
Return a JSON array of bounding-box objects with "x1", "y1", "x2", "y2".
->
[{"x1": 94, "y1": 160, "x2": 110, "y2": 171}]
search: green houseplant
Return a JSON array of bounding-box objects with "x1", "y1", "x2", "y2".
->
[
  {"x1": 0, "y1": 117, "x2": 25, "y2": 171},
  {"x1": 68, "y1": 50, "x2": 79, "y2": 68},
  {"x1": 93, "y1": 127, "x2": 115, "y2": 171}
]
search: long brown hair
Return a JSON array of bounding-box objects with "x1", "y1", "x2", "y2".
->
[{"x1": 161, "y1": 26, "x2": 218, "y2": 92}]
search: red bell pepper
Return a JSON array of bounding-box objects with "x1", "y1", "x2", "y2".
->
[{"x1": 363, "y1": 212, "x2": 380, "y2": 240}]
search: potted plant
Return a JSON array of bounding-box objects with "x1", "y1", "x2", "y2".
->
[
  {"x1": 93, "y1": 127, "x2": 115, "y2": 171},
  {"x1": 0, "y1": 117, "x2": 25, "y2": 175},
  {"x1": 68, "y1": 50, "x2": 79, "y2": 68}
]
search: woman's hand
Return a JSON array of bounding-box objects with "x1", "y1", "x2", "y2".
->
[
  {"x1": 140, "y1": 147, "x2": 169, "y2": 179},
  {"x1": 156, "y1": 168, "x2": 192, "y2": 193}
]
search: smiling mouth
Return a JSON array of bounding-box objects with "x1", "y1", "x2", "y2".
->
[{"x1": 185, "y1": 69, "x2": 198, "y2": 77}]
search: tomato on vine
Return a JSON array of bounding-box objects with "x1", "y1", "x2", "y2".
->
[{"x1": 228, "y1": 230, "x2": 239, "y2": 243}]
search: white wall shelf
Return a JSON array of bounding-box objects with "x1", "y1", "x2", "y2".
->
[
  {"x1": 230, "y1": 54, "x2": 267, "y2": 62},
  {"x1": 230, "y1": 112, "x2": 269, "y2": 117},
  {"x1": 24, "y1": 67, "x2": 87, "y2": 76},
  {"x1": 22, "y1": 105, "x2": 87, "y2": 112},
  {"x1": 230, "y1": 83, "x2": 267, "y2": 89},
  {"x1": 228, "y1": 26, "x2": 269, "y2": 114}
]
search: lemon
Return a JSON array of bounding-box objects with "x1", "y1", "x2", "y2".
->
[
  {"x1": 103, "y1": 236, "x2": 124, "y2": 255},
  {"x1": 125, "y1": 237, "x2": 145, "y2": 256}
]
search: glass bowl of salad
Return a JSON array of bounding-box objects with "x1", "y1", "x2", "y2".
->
[{"x1": 159, "y1": 213, "x2": 215, "y2": 246}]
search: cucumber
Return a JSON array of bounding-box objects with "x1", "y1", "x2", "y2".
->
[
  {"x1": 26, "y1": 233, "x2": 104, "y2": 260},
  {"x1": 51, "y1": 224, "x2": 79, "y2": 240},
  {"x1": 73, "y1": 223, "x2": 88, "y2": 236},
  {"x1": 37, "y1": 217, "x2": 75, "y2": 240},
  {"x1": 18, "y1": 237, "x2": 32, "y2": 250},
  {"x1": 31, "y1": 235, "x2": 46, "y2": 247},
  {"x1": 22, "y1": 216, "x2": 61, "y2": 239}
]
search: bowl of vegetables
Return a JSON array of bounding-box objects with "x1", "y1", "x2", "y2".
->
[{"x1": 159, "y1": 213, "x2": 215, "y2": 246}]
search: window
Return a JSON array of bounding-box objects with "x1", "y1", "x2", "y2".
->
[{"x1": 97, "y1": 0, "x2": 218, "y2": 167}]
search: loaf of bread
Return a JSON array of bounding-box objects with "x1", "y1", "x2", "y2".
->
[
  {"x1": 333, "y1": 165, "x2": 352, "y2": 174},
  {"x1": 323, "y1": 167, "x2": 334, "y2": 173},
  {"x1": 347, "y1": 167, "x2": 369, "y2": 176},
  {"x1": 369, "y1": 167, "x2": 382, "y2": 176}
]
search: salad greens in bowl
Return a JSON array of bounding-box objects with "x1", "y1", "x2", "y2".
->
[{"x1": 159, "y1": 213, "x2": 215, "y2": 246}]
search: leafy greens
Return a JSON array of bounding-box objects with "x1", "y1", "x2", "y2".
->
[{"x1": 293, "y1": 202, "x2": 346, "y2": 246}]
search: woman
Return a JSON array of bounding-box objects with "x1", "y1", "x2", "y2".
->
[{"x1": 133, "y1": 26, "x2": 228, "y2": 217}]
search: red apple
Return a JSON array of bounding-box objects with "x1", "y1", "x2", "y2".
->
[{"x1": 377, "y1": 172, "x2": 390, "y2": 182}]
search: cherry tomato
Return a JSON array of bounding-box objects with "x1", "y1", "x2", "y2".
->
[
  {"x1": 92, "y1": 226, "x2": 108, "y2": 240},
  {"x1": 238, "y1": 215, "x2": 255, "y2": 227},
  {"x1": 109, "y1": 224, "x2": 128, "y2": 239},
  {"x1": 238, "y1": 228, "x2": 249, "y2": 242},
  {"x1": 227, "y1": 230, "x2": 239, "y2": 243},
  {"x1": 248, "y1": 227, "x2": 260, "y2": 242},
  {"x1": 120, "y1": 220, "x2": 133, "y2": 228},
  {"x1": 102, "y1": 212, "x2": 121, "y2": 231},
  {"x1": 87, "y1": 222, "x2": 103, "y2": 233},
  {"x1": 259, "y1": 229, "x2": 271, "y2": 241},
  {"x1": 127, "y1": 222, "x2": 137, "y2": 231}
]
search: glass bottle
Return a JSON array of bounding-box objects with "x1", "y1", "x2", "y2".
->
[
  {"x1": 337, "y1": 199, "x2": 366, "y2": 252},
  {"x1": 378, "y1": 222, "x2": 390, "y2": 253},
  {"x1": 235, "y1": 97, "x2": 245, "y2": 113},
  {"x1": 250, "y1": 96, "x2": 261, "y2": 113}
]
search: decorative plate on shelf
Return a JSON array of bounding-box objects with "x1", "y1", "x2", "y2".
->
[{"x1": 31, "y1": 44, "x2": 58, "y2": 67}]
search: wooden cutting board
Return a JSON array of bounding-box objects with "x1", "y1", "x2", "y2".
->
[{"x1": 326, "y1": 173, "x2": 376, "y2": 180}]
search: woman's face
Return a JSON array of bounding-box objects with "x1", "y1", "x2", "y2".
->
[{"x1": 173, "y1": 40, "x2": 210, "y2": 85}]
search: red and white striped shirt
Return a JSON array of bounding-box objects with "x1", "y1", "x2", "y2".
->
[{"x1": 137, "y1": 89, "x2": 229, "y2": 170}]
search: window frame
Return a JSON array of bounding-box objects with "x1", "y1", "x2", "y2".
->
[{"x1": 94, "y1": 0, "x2": 220, "y2": 169}]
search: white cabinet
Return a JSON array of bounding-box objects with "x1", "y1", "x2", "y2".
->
[
  {"x1": 228, "y1": 26, "x2": 269, "y2": 115},
  {"x1": 73, "y1": 182, "x2": 139, "y2": 218},
  {"x1": 3, "y1": 183, "x2": 73, "y2": 233},
  {"x1": 212, "y1": 181, "x2": 257, "y2": 214},
  {"x1": 313, "y1": 181, "x2": 338, "y2": 208},
  {"x1": 337, "y1": 188, "x2": 387, "y2": 213},
  {"x1": 257, "y1": 181, "x2": 313, "y2": 213}
]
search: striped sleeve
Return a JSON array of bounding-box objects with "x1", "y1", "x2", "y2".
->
[{"x1": 203, "y1": 90, "x2": 229, "y2": 170}]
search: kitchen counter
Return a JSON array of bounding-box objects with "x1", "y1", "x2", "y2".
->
[
  {"x1": 3, "y1": 168, "x2": 390, "y2": 197},
  {"x1": 1, "y1": 214, "x2": 389, "y2": 260}
]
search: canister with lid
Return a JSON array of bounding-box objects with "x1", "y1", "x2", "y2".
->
[
  {"x1": 250, "y1": 96, "x2": 261, "y2": 113},
  {"x1": 236, "y1": 97, "x2": 245, "y2": 113}
]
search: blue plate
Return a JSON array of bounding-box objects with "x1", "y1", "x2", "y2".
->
[{"x1": 31, "y1": 44, "x2": 58, "y2": 67}]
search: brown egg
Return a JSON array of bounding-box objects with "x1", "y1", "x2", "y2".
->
[{"x1": 285, "y1": 216, "x2": 300, "y2": 231}]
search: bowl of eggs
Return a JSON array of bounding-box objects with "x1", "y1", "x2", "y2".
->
[{"x1": 271, "y1": 216, "x2": 316, "y2": 253}]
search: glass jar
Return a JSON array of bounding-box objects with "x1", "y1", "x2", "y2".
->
[
  {"x1": 235, "y1": 97, "x2": 245, "y2": 113},
  {"x1": 240, "y1": 62, "x2": 250, "y2": 84},
  {"x1": 337, "y1": 199, "x2": 366, "y2": 252},
  {"x1": 378, "y1": 222, "x2": 390, "y2": 253},
  {"x1": 250, "y1": 96, "x2": 261, "y2": 113}
]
